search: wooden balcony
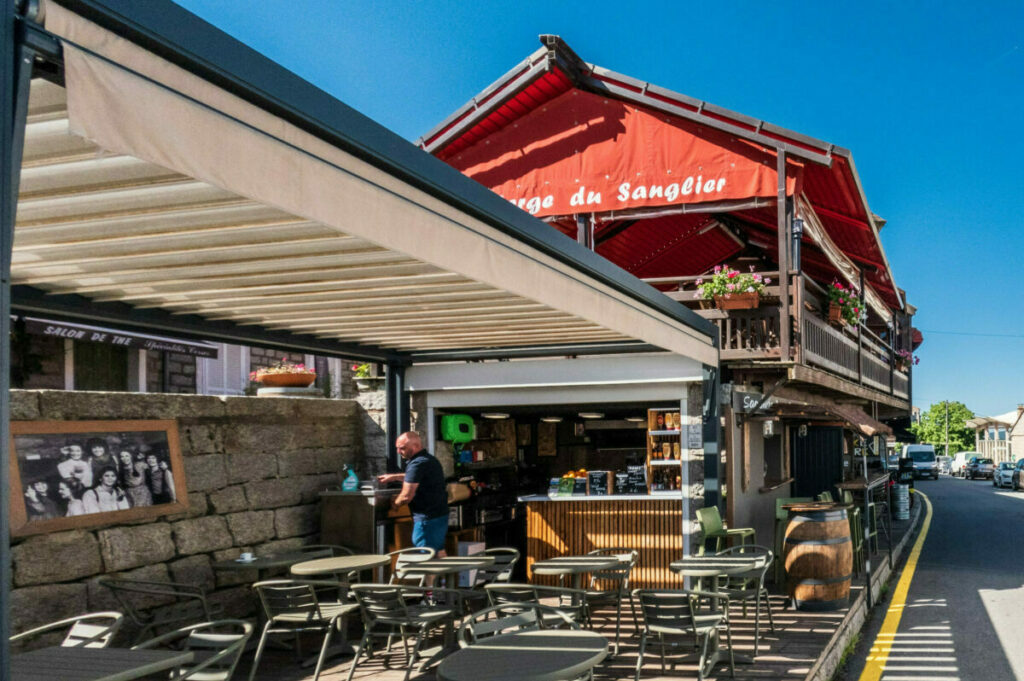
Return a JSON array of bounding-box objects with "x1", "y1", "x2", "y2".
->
[{"x1": 645, "y1": 272, "x2": 910, "y2": 402}]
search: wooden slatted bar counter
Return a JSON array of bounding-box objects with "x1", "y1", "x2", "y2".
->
[{"x1": 521, "y1": 495, "x2": 684, "y2": 588}]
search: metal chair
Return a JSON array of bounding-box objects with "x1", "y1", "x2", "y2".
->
[
  {"x1": 713, "y1": 544, "x2": 775, "y2": 656},
  {"x1": 386, "y1": 547, "x2": 436, "y2": 587},
  {"x1": 485, "y1": 582, "x2": 589, "y2": 625},
  {"x1": 10, "y1": 611, "x2": 124, "y2": 648},
  {"x1": 98, "y1": 577, "x2": 221, "y2": 645},
  {"x1": 696, "y1": 506, "x2": 754, "y2": 554},
  {"x1": 248, "y1": 579, "x2": 360, "y2": 681},
  {"x1": 817, "y1": 491, "x2": 834, "y2": 502},
  {"x1": 458, "y1": 547, "x2": 521, "y2": 612},
  {"x1": 346, "y1": 584, "x2": 462, "y2": 681},
  {"x1": 584, "y1": 547, "x2": 640, "y2": 656},
  {"x1": 632, "y1": 589, "x2": 734, "y2": 681},
  {"x1": 133, "y1": 619, "x2": 253, "y2": 681},
  {"x1": 457, "y1": 602, "x2": 577, "y2": 647}
]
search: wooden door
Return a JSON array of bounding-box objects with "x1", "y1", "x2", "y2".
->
[{"x1": 789, "y1": 426, "x2": 844, "y2": 498}]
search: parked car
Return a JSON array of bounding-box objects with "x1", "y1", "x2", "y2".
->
[
  {"x1": 902, "y1": 444, "x2": 939, "y2": 480},
  {"x1": 1010, "y1": 460, "x2": 1024, "y2": 490},
  {"x1": 937, "y1": 455, "x2": 953, "y2": 475},
  {"x1": 966, "y1": 456, "x2": 995, "y2": 479},
  {"x1": 952, "y1": 451, "x2": 981, "y2": 477},
  {"x1": 994, "y1": 461, "x2": 1016, "y2": 488}
]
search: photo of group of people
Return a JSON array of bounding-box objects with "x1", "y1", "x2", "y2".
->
[{"x1": 15, "y1": 427, "x2": 178, "y2": 524}]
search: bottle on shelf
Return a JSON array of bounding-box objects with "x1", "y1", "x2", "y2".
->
[{"x1": 656, "y1": 413, "x2": 665, "y2": 429}]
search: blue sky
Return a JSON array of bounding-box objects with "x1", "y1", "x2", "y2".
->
[{"x1": 174, "y1": 1, "x2": 1024, "y2": 418}]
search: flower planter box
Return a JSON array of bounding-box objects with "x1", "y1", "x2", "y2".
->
[
  {"x1": 257, "y1": 373, "x2": 316, "y2": 388},
  {"x1": 713, "y1": 292, "x2": 760, "y2": 310},
  {"x1": 828, "y1": 302, "x2": 845, "y2": 326}
]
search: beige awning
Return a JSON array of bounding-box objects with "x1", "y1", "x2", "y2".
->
[{"x1": 14, "y1": 2, "x2": 717, "y2": 364}]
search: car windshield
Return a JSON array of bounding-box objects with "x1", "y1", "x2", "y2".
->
[
  {"x1": 1000, "y1": 462, "x2": 1014, "y2": 470},
  {"x1": 978, "y1": 458, "x2": 994, "y2": 465},
  {"x1": 910, "y1": 451, "x2": 935, "y2": 462}
]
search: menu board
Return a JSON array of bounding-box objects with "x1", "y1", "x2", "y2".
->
[
  {"x1": 614, "y1": 472, "x2": 629, "y2": 494},
  {"x1": 625, "y1": 465, "x2": 648, "y2": 494},
  {"x1": 588, "y1": 471, "x2": 610, "y2": 496},
  {"x1": 572, "y1": 477, "x2": 588, "y2": 496}
]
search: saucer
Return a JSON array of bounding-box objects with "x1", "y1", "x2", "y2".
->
[{"x1": 235, "y1": 557, "x2": 257, "y2": 564}]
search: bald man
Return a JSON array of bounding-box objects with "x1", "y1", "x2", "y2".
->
[{"x1": 378, "y1": 431, "x2": 448, "y2": 557}]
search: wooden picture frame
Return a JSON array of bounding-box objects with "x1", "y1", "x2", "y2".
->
[{"x1": 9, "y1": 419, "x2": 187, "y2": 537}]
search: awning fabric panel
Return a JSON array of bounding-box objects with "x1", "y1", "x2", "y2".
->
[
  {"x1": 443, "y1": 88, "x2": 798, "y2": 219},
  {"x1": 30, "y1": 1, "x2": 717, "y2": 364}
]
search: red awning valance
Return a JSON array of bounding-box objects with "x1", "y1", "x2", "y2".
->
[{"x1": 446, "y1": 89, "x2": 799, "y2": 220}]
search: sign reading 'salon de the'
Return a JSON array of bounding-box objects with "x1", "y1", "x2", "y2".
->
[{"x1": 446, "y1": 88, "x2": 798, "y2": 219}]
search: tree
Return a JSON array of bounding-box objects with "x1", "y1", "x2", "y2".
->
[{"x1": 910, "y1": 401, "x2": 975, "y2": 454}]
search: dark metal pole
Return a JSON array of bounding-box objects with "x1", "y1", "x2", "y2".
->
[
  {"x1": 861, "y1": 435, "x2": 872, "y2": 608},
  {"x1": 776, "y1": 152, "x2": 791, "y2": 362},
  {"x1": 702, "y1": 363, "x2": 721, "y2": 511},
  {"x1": 791, "y1": 218, "x2": 803, "y2": 272},
  {"x1": 384, "y1": 363, "x2": 409, "y2": 473},
  {"x1": 2, "y1": 2, "x2": 33, "y2": 673},
  {"x1": 575, "y1": 214, "x2": 594, "y2": 250}
]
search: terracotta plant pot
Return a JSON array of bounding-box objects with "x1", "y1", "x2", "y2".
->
[
  {"x1": 828, "y1": 302, "x2": 844, "y2": 325},
  {"x1": 257, "y1": 373, "x2": 316, "y2": 388},
  {"x1": 713, "y1": 291, "x2": 760, "y2": 310}
]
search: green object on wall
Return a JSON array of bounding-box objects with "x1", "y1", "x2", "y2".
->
[{"x1": 440, "y1": 414, "x2": 476, "y2": 444}]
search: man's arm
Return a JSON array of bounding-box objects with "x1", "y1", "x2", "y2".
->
[
  {"x1": 377, "y1": 472, "x2": 405, "y2": 484},
  {"x1": 392, "y1": 481, "x2": 419, "y2": 508}
]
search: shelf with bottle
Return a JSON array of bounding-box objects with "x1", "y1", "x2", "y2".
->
[
  {"x1": 649, "y1": 459, "x2": 682, "y2": 466},
  {"x1": 649, "y1": 467, "x2": 683, "y2": 493}
]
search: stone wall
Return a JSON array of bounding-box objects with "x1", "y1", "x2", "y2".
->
[{"x1": 8, "y1": 389, "x2": 365, "y2": 642}]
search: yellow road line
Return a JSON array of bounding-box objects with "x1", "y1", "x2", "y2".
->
[{"x1": 858, "y1": 490, "x2": 933, "y2": 681}]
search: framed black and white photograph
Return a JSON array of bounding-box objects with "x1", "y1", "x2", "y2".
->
[{"x1": 9, "y1": 419, "x2": 187, "y2": 537}]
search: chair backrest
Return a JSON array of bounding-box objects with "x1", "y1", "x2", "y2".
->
[
  {"x1": 351, "y1": 585, "x2": 413, "y2": 627},
  {"x1": 775, "y1": 497, "x2": 813, "y2": 520},
  {"x1": 633, "y1": 590, "x2": 701, "y2": 635},
  {"x1": 714, "y1": 544, "x2": 774, "y2": 587},
  {"x1": 134, "y1": 620, "x2": 252, "y2": 681},
  {"x1": 485, "y1": 583, "x2": 587, "y2": 621},
  {"x1": 387, "y1": 547, "x2": 436, "y2": 585},
  {"x1": 301, "y1": 544, "x2": 355, "y2": 557},
  {"x1": 472, "y1": 547, "x2": 520, "y2": 585},
  {"x1": 696, "y1": 506, "x2": 724, "y2": 534},
  {"x1": 586, "y1": 547, "x2": 638, "y2": 589},
  {"x1": 253, "y1": 580, "x2": 323, "y2": 623},
  {"x1": 10, "y1": 612, "x2": 124, "y2": 649},
  {"x1": 458, "y1": 603, "x2": 577, "y2": 648},
  {"x1": 841, "y1": 490, "x2": 854, "y2": 505},
  {"x1": 98, "y1": 578, "x2": 210, "y2": 627},
  {"x1": 817, "y1": 491, "x2": 834, "y2": 502}
]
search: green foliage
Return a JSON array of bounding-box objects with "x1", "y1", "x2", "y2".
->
[
  {"x1": 910, "y1": 401, "x2": 975, "y2": 453},
  {"x1": 827, "y1": 279, "x2": 862, "y2": 326},
  {"x1": 695, "y1": 265, "x2": 768, "y2": 299}
]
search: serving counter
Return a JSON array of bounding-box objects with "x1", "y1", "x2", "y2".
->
[{"x1": 521, "y1": 494, "x2": 684, "y2": 588}]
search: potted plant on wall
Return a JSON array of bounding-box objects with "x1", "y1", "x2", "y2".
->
[
  {"x1": 353, "y1": 363, "x2": 384, "y2": 391},
  {"x1": 895, "y1": 349, "x2": 919, "y2": 372},
  {"x1": 249, "y1": 359, "x2": 317, "y2": 388},
  {"x1": 695, "y1": 265, "x2": 770, "y2": 310},
  {"x1": 826, "y1": 280, "x2": 862, "y2": 327}
]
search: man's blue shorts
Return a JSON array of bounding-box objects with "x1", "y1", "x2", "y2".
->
[{"x1": 412, "y1": 515, "x2": 448, "y2": 551}]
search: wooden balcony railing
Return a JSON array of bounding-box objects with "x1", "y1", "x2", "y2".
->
[{"x1": 646, "y1": 272, "x2": 910, "y2": 401}]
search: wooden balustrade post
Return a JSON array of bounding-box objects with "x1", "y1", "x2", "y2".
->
[{"x1": 776, "y1": 152, "x2": 791, "y2": 362}]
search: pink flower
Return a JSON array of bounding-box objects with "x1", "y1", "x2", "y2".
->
[
  {"x1": 753, "y1": 274, "x2": 762, "y2": 282},
  {"x1": 749, "y1": 265, "x2": 755, "y2": 272},
  {"x1": 765, "y1": 278, "x2": 772, "y2": 284},
  {"x1": 839, "y1": 297, "x2": 845, "y2": 304},
  {"x1": 853, "y1": 307, "x2": 859, "y2": 314},
  {"x1": 714, "y1": 265, "x2": 722, "y2": 273},
  {"x1": 728, "y1": 270, "x2": 738, "y2": 279},
  {"x1": 726, "y1": 283, "x2": 735, "y2": 291},
  {"x1": 695, "y1": 278, "x2": 703, "y2": 286}
]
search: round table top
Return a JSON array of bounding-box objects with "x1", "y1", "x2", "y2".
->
[
  {"x1": 669, "y1": 555, "x2": 762, "y2": 578},
  {"x1": 411, "y1": 555, "x2": 497, "y2": 575},
  {"x1": 211, "y1": 548, "x2": 332, "y2": 572},
  {"x1": 290, "y1": 553, "x2": 390, "y2": 576},
  {"x1": 530, "y1": 556, "x2": 621, "y2": 576},
  {"x1": 437, "y1": 629, "x2": 608, "y2": 681}
]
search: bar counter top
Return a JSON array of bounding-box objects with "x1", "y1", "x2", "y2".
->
[{"x1": 519, "y1": 493, "x2": 681, "y2": 502}]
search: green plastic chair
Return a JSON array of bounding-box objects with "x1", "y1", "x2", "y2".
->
[
  {"x1": 849, "y1": 507, "x2": 865, "y2": 575},
  {"x1": 773, "y1": 497, "x2": 813, "y2": 585},
  {"x1": 816, "y1": 491, "x2": 834, "y2": 502},
  {"x1": 696, "y1": 506, "x2": 754, "y2": 555}
]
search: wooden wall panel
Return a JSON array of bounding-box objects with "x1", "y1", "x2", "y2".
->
[{"x1": 525, "y1": 499, "x2": 685, "y2": 588}]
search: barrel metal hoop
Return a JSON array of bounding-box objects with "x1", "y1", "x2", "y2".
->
[
  {"x1": 793, "y1": 596, "x2": 849, "y2": 612},
  {"x1": 784, "y1": 536, "x2": 851, "y2": 546},
  {"x1": 792, "y1": 574, "x2": 851, "y2": 586}
]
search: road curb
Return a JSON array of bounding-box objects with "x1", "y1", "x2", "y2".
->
[{"x1": 803, "y1": 494, "x2": 925, "y2": 681}]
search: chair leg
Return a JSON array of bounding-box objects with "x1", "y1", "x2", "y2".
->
[
  {"x1": 247, "y1": 621, "x2": 273, "y2": 681},
  {"x1": 753, "y1": 594, "x2": 761, "y2": 657},
  {"x1": 403, "y1": 630, "x2": 426, "y2": 681},
  {"x1": 697, "y1": 632, "x2": 710, "y2": 681},
  {"x1": 345, "y1": 631, "x2": 371, "y2": 681},
  {"x1": 764, "y1": 588, "x2": 776, "y2": 632},
  {"x1": 312, "y1": 624, "x2": 335, "y2": 681},
  {"x1": 634, "y1": 632, "x2": 647, "y2": 681},
  {"x1": 659, "y1": 632, "x2": 666, "y2": 675},
  {"x1": 724, "y1": 623, "x2": 735, "y2": 678},
  {"x1": 613, "y1": 597, "x2": 623, "y2": 657}
]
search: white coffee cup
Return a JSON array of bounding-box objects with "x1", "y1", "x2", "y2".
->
[{"x1": 239, "y1": 552, "x2": 254, "y2": 562}]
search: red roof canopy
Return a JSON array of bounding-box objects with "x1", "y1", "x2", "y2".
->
[{"x1": 422, "y1": 36, "x2": 904, "y2": 312}]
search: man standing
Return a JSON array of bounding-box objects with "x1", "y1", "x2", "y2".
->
[{"x1": 377, "y1": 431, "x2": 448, "y2": 557}]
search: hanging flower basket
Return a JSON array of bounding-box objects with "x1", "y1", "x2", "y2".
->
[
  {"x1": 713, "y1": 292, "x2": 761, "y2": 310},
  {"x1": 828, "y1": 302, "x2": 845, "y2": 325},
  {"x1": 257, "y1": 373, "x2": 316, "y2": 388}
]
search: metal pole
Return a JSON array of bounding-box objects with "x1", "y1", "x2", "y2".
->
[
  {"x1": 776, "y1": 153, "x2": 791, "y2": 362},
  {"x1": 944, "y1": 401, "x2": 949, "y2": 458},
  {"x1": 702, "y1": 364, "x2": 721, "y2": 512},
  {"x1": 861, "y1": 435, "x2": 872, "y2": 608},
  {"x1": 384, "y1": 363, "x2": 409, "y2": 473}
]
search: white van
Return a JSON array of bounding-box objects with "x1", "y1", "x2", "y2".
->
[
  {"x1": 901, "y1": 444, "x2": 938, "y2": 480},
  {"x1": 951, "y1": 451, "x2": 980, "y2": 478}
]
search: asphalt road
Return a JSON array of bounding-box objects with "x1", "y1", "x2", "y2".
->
[{"x1": 842, "y1": 474, "x2": 1024, "y2": 681}]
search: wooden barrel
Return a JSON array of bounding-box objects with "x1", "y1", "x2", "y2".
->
[{"x1": 783, "y1": 505, "x2": 852, "y2": 611}]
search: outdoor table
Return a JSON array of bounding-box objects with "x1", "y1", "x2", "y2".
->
[
  {"x1": 411, "y1": 555, "x2": 497, "y2": 588},
  {"x1": 437, "y1": 629, "x2": 608, "y2": 681},
  {"x1": 211, "y1": 548, "x2": 333, "y2": 581},
  {"x1": 290, "y1": 553, "x2": 391, "y2": 579},
  {"x1": 530, "y1": 555, "x2": 622, "y2": 594},
  {"x1": 670, "y1": 554, "x2": 761, "y2": 675},
  {"x1": 11, "y1": 646, "x2": 193, "y2": 681}
]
